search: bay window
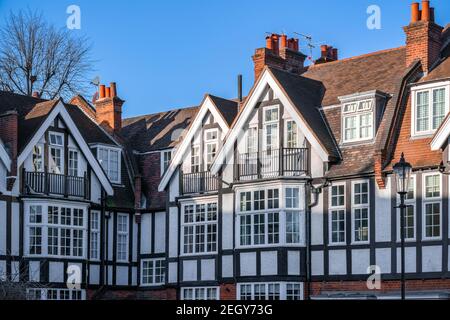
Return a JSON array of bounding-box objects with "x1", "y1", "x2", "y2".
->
[
  {"x1": 237, "y1": 186, "x2": 303, "y2": 247},
  {"x1": 26, "y1": 203, "x2": 86, "y2": 258},
  {"x1": 413, "y1": 85, "x2": 449, "y2": 136},
  {"x1": 182, "y1": 202, "x2": 217, "y2": 255}
]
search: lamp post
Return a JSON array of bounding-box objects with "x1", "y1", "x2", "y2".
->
[{"x1": 393, "y1": 153, "x2": 412, "y2": 301}]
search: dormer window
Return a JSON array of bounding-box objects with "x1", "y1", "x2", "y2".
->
[
  {"x1": 342, "y1": 100, "x2": 374, "y2": 143},
  {"x1": 412, "y1": 83, "x2": 449, "y2": 136}
]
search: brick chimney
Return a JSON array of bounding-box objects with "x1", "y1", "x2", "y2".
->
[
  {"x1": 404, "y1": 1, "x2": 443, "y2": 73},
  {"x1": 0, "y1": 111, "x2": 18, "y2": 190},
  {"x1": 94, "y1": 82, "x2": 124, "y2": 132},
  {"x1": 315, "y1": 45, "x2": 338, "y2": 64},
  {"x1": 252, "y1": 33, "x2": 307, "y2": 81}
]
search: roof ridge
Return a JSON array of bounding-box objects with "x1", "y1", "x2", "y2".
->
[
  {"x1": 123, "y1": 105, "x2": 199, "y2": 122},
  {"x1": 306, "y1": 46, "x2": 406, "y2": 70}
]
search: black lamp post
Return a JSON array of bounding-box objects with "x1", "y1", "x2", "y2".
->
[{"x1": 393, "y1": 153, "x2": 412, "y2": 301}]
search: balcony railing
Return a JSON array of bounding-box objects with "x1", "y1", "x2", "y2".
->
[
  {"x1": 234, "y1": 148, "x2": 309, "y2": 181},
  {"x1": 23, "y1": 170, "x2": 89, "y2": 199},
  {"x1": 181, "y1": 170, "x2": 220, "y2": 195}
]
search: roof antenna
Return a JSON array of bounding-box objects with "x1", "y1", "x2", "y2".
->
[
  {"x1": 294, "y1": 32, "x2": 315, "y2": 62},
  {"x1": 91, "y1": 76, "x2": 101, "y2": 103}
]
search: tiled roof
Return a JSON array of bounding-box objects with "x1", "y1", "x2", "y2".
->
[
  {"x1": 121, "y1": 106, "x2": 199, "y2": 153},
  {"x1": 208, "y1": 95, "x2": 239, "y2": 126}
]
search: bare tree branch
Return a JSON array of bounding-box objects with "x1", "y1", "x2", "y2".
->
[{"x1": 0, "y1": 9, "x2": 93, "y2": 100}]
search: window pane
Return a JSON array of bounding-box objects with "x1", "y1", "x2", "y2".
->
[
  {"x1": 416, "y1": 91, "x2": 430, "y2": 132},
  {"x1": 432, "y1": 88, "x2": 446, "y2": 129}
]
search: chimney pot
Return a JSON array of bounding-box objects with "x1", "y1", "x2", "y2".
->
[
  {"x1": 271, "y1": 34, "x2": 280, "y2": 55},
  {"x1": 293, "y1": 39, "x2": 299, "y2": 52},
  {"x1": 32, "y1": 92, "x2": 40, "y2": 98},
  {"x1": 321, "y1": 45, "x2": 329, "y2": 58},
  {"x1": 110, "y1": 82, "x2": 117, "y2": 98},
  {"x1": 430, "y1": 7, "x2": 435, "y2": 22},
  {"x1": 280, "y1": 35, "x2": 288, "y2": 49},
  {"x1": 421, "y1": 0, "x2": 430, "y2": 21},
  {"x1": 105, "y1": 87, "x2": 111, "y2": 98},
  {"x1": 266, "y1": 36, "x2": 273, "y2": 50},
  {"x1": 332, "y1": 48, "x2": 338, "y2": 61},
  {"x1": 411, "y1": 2, "x2": 420, "y2": 23},
  {"x1": 99, "y1": 85, "x2": 106, "y2": 99}
]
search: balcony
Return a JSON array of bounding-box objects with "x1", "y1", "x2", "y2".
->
[
  {"x1": 181, "y1": 171, "x2": 220, "y2": 195},
  {"x1": 23, "y1": 170, "x2": 89, "y2": 199},
  {"x1": 234, "y1": 148, "x2": 309, "y2": 182}
]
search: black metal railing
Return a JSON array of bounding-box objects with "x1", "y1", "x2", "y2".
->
[
  {"x1": 23, "y1": 169, "x2": 89, "y2": 198},
  {"x1": 235, "y1": 148, "x2": 309, "y2": 181},
  {"x1": 181, "y1": 171, "x2": 220, "y2": 195}
]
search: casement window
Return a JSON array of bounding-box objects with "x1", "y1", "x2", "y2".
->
[
  {"x1": 397, "y1": 176, "x2": 416, "y2": 241},
  {"x1": 238, "y1": 283, "x2": 303, "y2": 301},
  {"x1": 182, "y1": 203, "x2": 218, "y2": 255},
  {"x1": 181, "y1": 287, "x2": 219, "y2": 300},
  {"x1": 413, "y1": 86, "x2": 449, "y2": 135},
  {"x1": 26, "y1": 204, "x2": 86, "y2": 258},
  {"x1": 116, "y1": 214, "x2": 129, "y2": 262},
  {"x1": 90, "y1": 212, "x2": 100, "y2": 260},
  {"x1": 141, "y1": 259, "x2": 165, "y2": 286},
  {"x1": 32, "y1": 145, "x2": 44, "y2": 172},
  {"x1": 68, "y1": 150, "x2": 79, "y2": 177},
  {"x1": 161, "y1": 150, "x2": 172, "y2": 175},
  {"x1": 352, "y1": 181, "x2": 370, "y2": 243},
  {"x1": 27, "y1": 288, "x2": 84, "y2": 301},
  {"x1": 263, "y1": 106, "x2": 279, "y2": 152},
  {"x1": 247, "y1": 126, "x2": 258, "y2": 154},
  {"x1": 237, "y1": 187, "x2": 302, "y2": 247},
  {"x1": 191, "y1": 146, "x2": 200, "y2": 173},
  {"x1": 286, "y1": 120, "x2": 299, "y2": 148},
  {"x1": 205, "y1": 129, "x2": 218, "y2": 170},
  {"x1": 49, "y1": 132, "x2": 64, "y2": 174},
  {"x1": 342, "y1": 100, "x2": 374, "y2": 143},
  {"x1": 329, "y1": 184, "x2": 346, "y2": 244},
  {"x1": 423, "y1": 173, "x2": 442, "y2": 240},
  {"x1": 98, "y1": 147, "x2": 121, "y2": 184}
]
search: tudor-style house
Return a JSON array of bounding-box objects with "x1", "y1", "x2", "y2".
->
[{"x1": 2, "y1": 0, "x2": 450, "y2": 300}]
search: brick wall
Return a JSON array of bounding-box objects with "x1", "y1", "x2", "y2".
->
[
  {"x1": 140, "y1": 152, "x2": 167, "y2": 210},
  {"x1": 311, "y1": 279, "x2": 450, "y2": 296},
  {"x1": 88, "y1": 288, "x2": 177, "y2": 300},
  {"x1": 220, "y1": 283, "x2": 236, "y2": 300}
]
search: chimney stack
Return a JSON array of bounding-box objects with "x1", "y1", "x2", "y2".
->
[
  {"x1": 252, "y1": 33, "x2": 306, "y2": 81},
  {"x1": 404, "y1": 0, "x2": 443, "y2": 73},
  {"x1": 94, "y1": 82, "x2": 124, "y2": 132},
  {"x1": 315, "y1": 45, "x2": 338, "y2": 64}
]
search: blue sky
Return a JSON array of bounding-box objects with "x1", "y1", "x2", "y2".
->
[{"x1": 1, "y1": 0, "x2": 449, "y2": 118}]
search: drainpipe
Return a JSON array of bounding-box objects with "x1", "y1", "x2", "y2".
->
[{"x1": 306, "y1": 179, "x2": 329, "y2": 300}]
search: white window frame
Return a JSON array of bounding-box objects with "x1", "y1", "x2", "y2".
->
[
  {"x1": 285, "y1": 119, "x2": 299, "y2": 148},
  {"x1": 32, "y1": 144, "x2": 44, "y2": 172},
  {"x1": 90, "y1": 211, "x2": 100, "y2": 260},
  {"x1": 396, "y1": 175, "x2": 416, "y2": 242},
  {"x1": 24, "y1": 202, "x2": 88, "y2": 259},
  {"x1": 27, "y1": 288, "x2": 85, "y2": 301},
  {"x1": 160, "y1": 149, "x2": 173, "y2": 176},
  {"x1": 329, "y1": 182, "x2": 346, "y2": 245},
  {"x1": 235, "y1": 184, "x2": 304, "y2": 249},
  {"x1": 351, "y1": 180, "x2": 370, "y2": 244},
  {"x1": 204, "y1": 129, "x2": 219, "y2": 170},
  {"x1": 263, "y1": 105, "x2": 280, "y2": 151},
  {"x1": 48, "y1": 132, "x2": 64, "y2": 174},
  {"x1": 68, "y1": 149, "x2": 79, "y2": 177},
  {"x1": 342, "y1": 99, "x2": 375, "y2": 143},
  {"x1": 191, "y1": 145, "x2": 200, "y2": 173},
  {"x1": 422, "y1": 173, "x2": 442, "y2": 240},
  {"x1": 411, "y1": 82, "x2": 450, "y2": 137},
  {"x1": 140, "y1": 258, "x2": 166, "y2": 287},
  {"x1": 181, "y1": 287, "x2": 220, "y2": 300},
  {"x1": 181, "y1": 200, "x2": 218, "y2": 256},
  {"x1": 116, "y1": 213, "x2": 129, "y2": 262},
  {"x1": 97, "y1": 146, "x2": 121, "y2": 184},
  {"x1": 246, "y1": 125, "x2": 258, "y2": 154},
  {"x1": 237, "y1": 282, "x2": 303, "y2": 301}
]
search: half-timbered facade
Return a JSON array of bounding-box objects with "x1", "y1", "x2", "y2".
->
[{"x1": 2, "y1": 0, "x2": 450, "y2": 300}]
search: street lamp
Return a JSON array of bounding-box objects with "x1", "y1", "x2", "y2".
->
[{"x1": 393, "y1": 153, "x2": 412, "y2": 301}]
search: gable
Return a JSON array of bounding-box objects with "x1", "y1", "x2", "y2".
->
[
  {"x1": 17, "y1": 101, "x2": 114, "y2": 195},
  {"x1": 211, "y1": 68, "x2": 336, "y2": 175},
  {"x1": 0, "y1": 140, "x2": 11, "y2": 171},
  {"x1": 158, "y1": 95, "x2": 231, "y2": 192}
]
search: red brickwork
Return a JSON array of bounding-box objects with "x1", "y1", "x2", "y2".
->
[
  {"x1": 140, "y1": 152, "x2": 167, "y2": 210},
  {"x1": 220, "y1": 283, "x2": 237, "y2": 300}
]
